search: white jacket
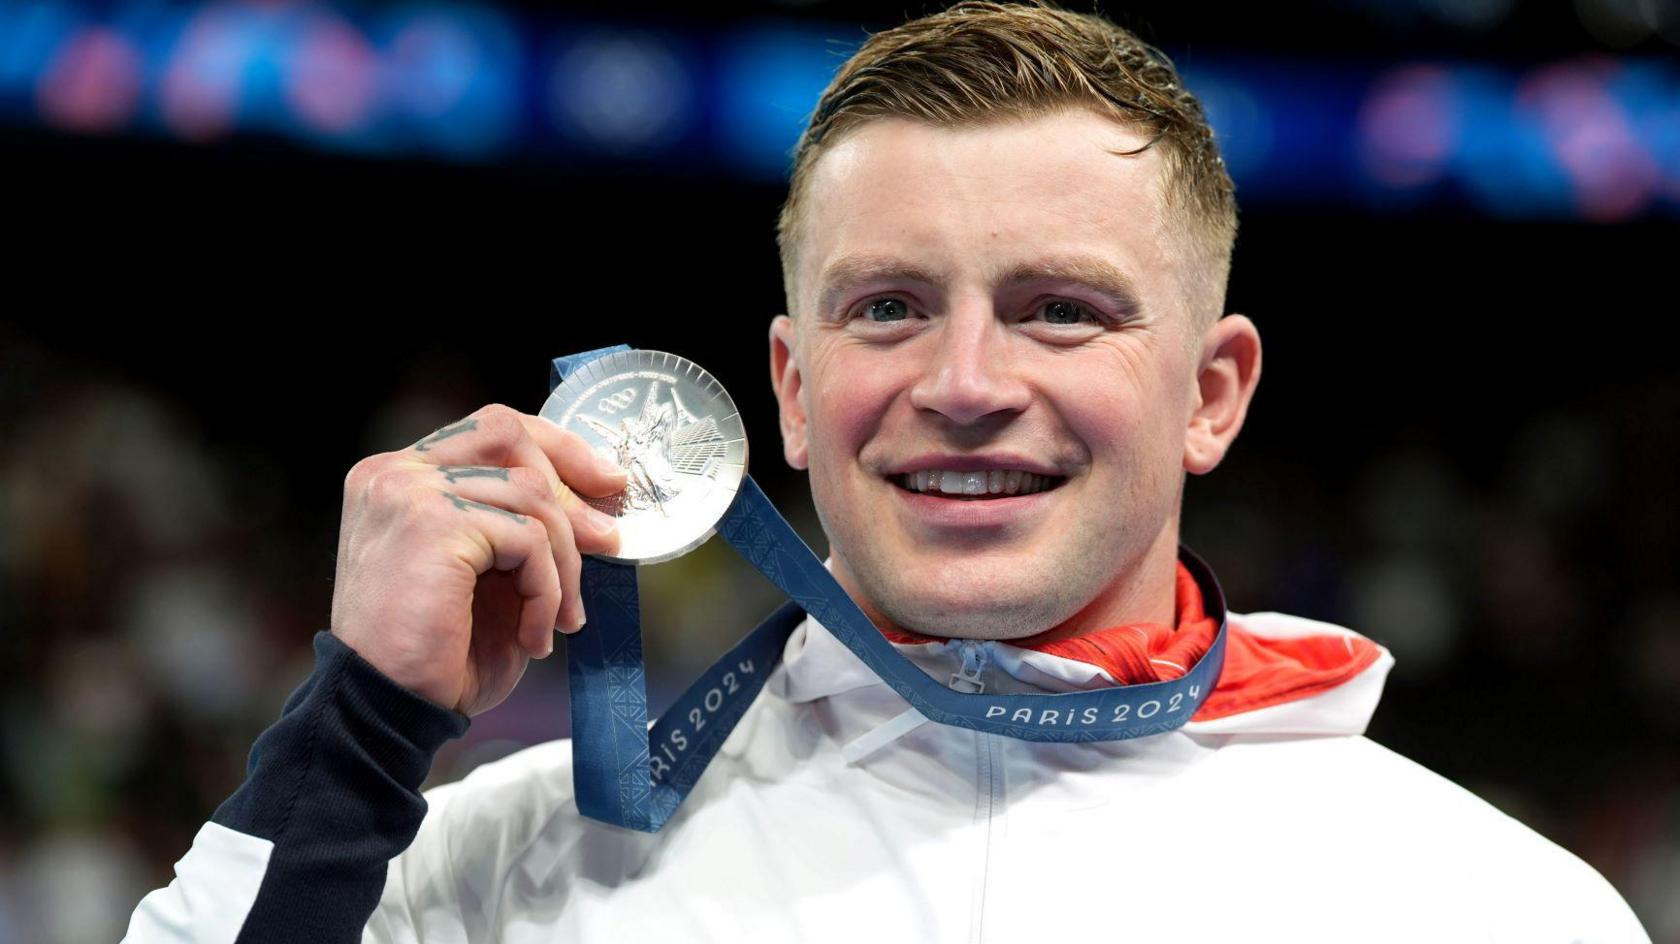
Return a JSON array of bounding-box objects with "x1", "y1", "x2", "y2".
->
[{"x1": 354, "y1": 608, "x2": 1648, "y2": 943}]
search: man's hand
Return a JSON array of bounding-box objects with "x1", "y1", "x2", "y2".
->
[{"x1": 330, "y1": 404, "x2": 628, "y2": 716}]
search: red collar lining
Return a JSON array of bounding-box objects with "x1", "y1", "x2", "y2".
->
[{"x1": 876, "y1": 560, "x2": 1383, "y2": 720}]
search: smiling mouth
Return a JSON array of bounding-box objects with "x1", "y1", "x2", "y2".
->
[{"x1": 892, "y1": 470, "x2": 1065, "y2": 499}]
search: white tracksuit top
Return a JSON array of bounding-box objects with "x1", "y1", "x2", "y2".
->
[
  {"x1": 126, "y1": 608, "x2": 1651, "y2": 943},
  {"x1": 374, "y1": 608, "x2": 1646, "y2": 943}
]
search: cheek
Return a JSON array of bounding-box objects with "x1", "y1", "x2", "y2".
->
[
  {"x1": 1084, "y1": 340, "x2": 1192, "y2": 447},
  {"x1": 804, "y1": 348, "x2": 904, "y2": 469},
  {"x1": 1056, "y1": 377, "x2": 1180, "y2": 478}
]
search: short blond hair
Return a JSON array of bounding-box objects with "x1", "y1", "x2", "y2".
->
[{"x1": 776, "y1": 0, "x2": 1238, "y2": 328}]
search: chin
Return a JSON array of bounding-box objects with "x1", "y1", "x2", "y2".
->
[{"x1": 871, "y1": 570, "x2": 1086, "y2": 641}]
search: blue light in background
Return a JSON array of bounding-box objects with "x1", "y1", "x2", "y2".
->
[
  {"x1": 372, "y1": 3, "x2": 522, "y2": 159},
  {"x1": 547, "y1": 26, "x2": 699, "y2": 156},
  {"x1": 1622, "y1": 59, "x2": 1680, "y2": 205},
  {"x1": 714, "y1": 22, "x2": 858, "y2": 180},
  {"x1": 0, "y1": 1, "x2": 79, "y2": 112},
  {"x1": 151, "y1": 2, "x2": 288, "y2": 142},
  {"x1": 1186, "y1": 67, "x2": 1276, "y2": 188},
  {"x1": 0, "y1": 0, "x2": 1673, "y2": 219}
]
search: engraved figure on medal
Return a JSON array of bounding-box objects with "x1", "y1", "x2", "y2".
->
[
  {"x1": 576, "y1": 380, "x2": 730, "y2": 517},
  {"x1": 541, "y1": 350, "x2": 747, "y2": 564}
]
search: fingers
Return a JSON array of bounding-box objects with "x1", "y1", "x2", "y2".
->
[
  {"x1": 436, "y1": 488, "x2": 563, "y2": 658},
  {"x1": 410, "y1": 405, "x2": 561, "y2": 492},
  {"x1": 518, "y1": 414, "x2": 630, "y2": 499},
  {"x1": 517, "y1": 414, "x2": 629, "y2": 559},
  {"x1": 436, "y1": 465, "x2": 588, "y2": 634},
  {"x1": 408, "y1": 405, "x2": 624, "y2": 556}
]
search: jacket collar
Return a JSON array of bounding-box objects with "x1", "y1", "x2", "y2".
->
[
  {"x1": 768, "y1": 549, "x2": 1392, "y2": 741},
  {"x1": 771, "y1": 545, "x2": 1229, "y2": 704}
]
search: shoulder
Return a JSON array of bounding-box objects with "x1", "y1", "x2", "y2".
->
[
  {"x1": 1354, "y1": 737, "x2": 1647, "y2": 939},
  {"x1": 1206, "y1": 732, "x2": 1648, "y2": 940}
]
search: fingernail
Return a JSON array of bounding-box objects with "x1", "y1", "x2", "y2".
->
[
  {"x1": 586, "y1": 504, "x2": 618, "y2": 534},
  {"x1": 595, "y1": 452, "x2": 625, "y2": 476}
]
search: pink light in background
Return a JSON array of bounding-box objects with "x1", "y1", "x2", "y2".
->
[
  {"x1": 1357, "y1": 65, "x2": 1461, "y2": 188},
  {"x1": 1518, "y1": 57, "x2": 1661, "y2": 222},
  {"x1": 283, "y1": 12, "x2": 378, "y2": 134},
  {"x1": 35, "y1": 26, "x2": 143, "y2": 133}
]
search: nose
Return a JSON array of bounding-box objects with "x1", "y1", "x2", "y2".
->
[{"x1": 907, "y1": 305, "x2": 1031, "y2": 426}]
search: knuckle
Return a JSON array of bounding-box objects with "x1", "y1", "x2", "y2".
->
[
  {"x1": 472, "y1": 401, "x2": 517, "y2": 419},
  {"x1": 366, "y1": 466, "x2": 420, "y2": 511},
  {"x1": 344, "y1": 454, "x2": 385, "y2": 491},
  {"x1": 474, "y1": 402, "x2": 520, "y2": 426},
  {"x1": 508, "y1": 465, "x2": 550, "y2": 500},
  {"x1": 474, "y1": 406, "x2": 527, "y2": 449}
]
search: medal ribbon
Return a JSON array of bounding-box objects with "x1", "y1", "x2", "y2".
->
[{"x1": 554, "y1": 346, "x2": 1228, "y2": 833}]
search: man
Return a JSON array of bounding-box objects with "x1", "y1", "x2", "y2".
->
[{"x1": 125, "y1": 2, "x2": 1650, "y2": 941}]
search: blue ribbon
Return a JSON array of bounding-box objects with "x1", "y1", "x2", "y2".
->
[{"x1": 554, "y1": 346, "x2": 1228, "y2": 833}]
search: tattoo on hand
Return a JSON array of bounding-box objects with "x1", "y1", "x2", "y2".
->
[
  {"x1": 441, "y1": 491, "x2": 528, "y2": 524},
  {"x1": 438, "y1": 465, "x2": 510, "y2": 484},
  {"x1": 414, "y1": 418, "x2": 478, "y2": 452}
]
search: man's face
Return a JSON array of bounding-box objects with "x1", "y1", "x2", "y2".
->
[{"x1": 772, "y1": 107, "x2": 1219, "y2": 640}]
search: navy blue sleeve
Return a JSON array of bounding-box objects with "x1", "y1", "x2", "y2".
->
[{"x1": 211, "y1": 631, "x2": 470, "y2": 944}]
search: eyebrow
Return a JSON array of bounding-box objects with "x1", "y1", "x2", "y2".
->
[
  {"x1": 814, "y1": 252, "x2": 1143, "y2": 317},
  {"x1": 1000, "y1": 257, "x2": 1143, "y2": 314},
  {"x1": 816, "y1": 253, "x2": 947, "y2": 318}
]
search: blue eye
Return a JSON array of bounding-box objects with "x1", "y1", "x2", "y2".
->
[
  {"x1": 1040, "y1": 300, "x2": 1092, "y2": 325},
  {"x1": 861, "y1": 298, "x2": 910, "y2": 322}
]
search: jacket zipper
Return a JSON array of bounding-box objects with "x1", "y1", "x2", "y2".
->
[
  {"x1": 950, "y1": 639, "x2": 988, "y2": 694},
  {"x1": 950, "y1": 641, "x2": 999, "y2": 944}
]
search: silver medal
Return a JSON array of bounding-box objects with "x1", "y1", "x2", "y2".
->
[{"x1": 539, "y1": 349, "x2": 747, "y2": 564}]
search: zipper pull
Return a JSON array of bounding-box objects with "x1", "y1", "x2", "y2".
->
[{"x1": 949, "y1": 640, "x2": 988, "y2": 694}]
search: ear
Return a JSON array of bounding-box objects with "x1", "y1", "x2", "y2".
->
[
  {"x1": 1184, "y1": 314, "x2": 1262, "y2": 476},
  {"x1": 769, "y1": 315, "x2": 809, "y2": 470}
]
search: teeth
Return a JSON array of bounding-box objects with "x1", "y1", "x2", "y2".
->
[{"x1": 898, "y1": 469, "x2": 1059, "y2": 496}]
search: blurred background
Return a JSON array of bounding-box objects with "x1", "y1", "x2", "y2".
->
[{"x1": 1, "y1": 0, "x2": 1677, "y2": 939}]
